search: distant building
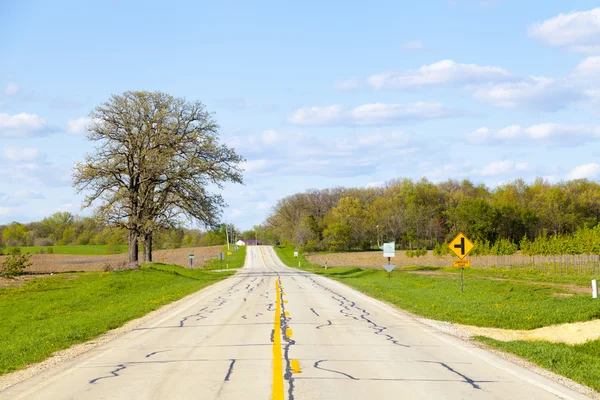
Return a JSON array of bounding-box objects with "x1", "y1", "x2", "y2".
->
[{"x1": 242, "y1": 239, "x2": 260, "y2": 246}]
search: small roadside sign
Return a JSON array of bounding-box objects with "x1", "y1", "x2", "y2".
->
[
  {"x1": 189, "y1": 254, "x2": 194, "y2": 259},
  {"x1": 218, "y1": 252, "x2": 224, "y2": 261},
  {"x1": 227, "y1": 251, "x2": 233, "y2": 256},
  {"x1": 294, "y1": 251, "x2": 298, "y2": 258},
  {"x1": 382, "y1": 264, "x2": 396, "y2": 283},
  {"x1": 448, "y1": 233, "x2": 474, "y2": 260},
  {"x1": 383, "y1": 242, "x2": 395, "y2": 258},
  {"x1": 453, "y1": 260, "x2": 471, "y2": 268}
]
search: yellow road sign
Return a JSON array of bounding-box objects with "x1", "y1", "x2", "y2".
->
[
  {"x1": 227, "y1": 251, "x2": 233, "y2": 256},
  {"x1": 448, "y1": 233, "x2": 474, "y2": 260},
  {"x1": 453, "y1": 260, "x2": 471, "y2": 268}
]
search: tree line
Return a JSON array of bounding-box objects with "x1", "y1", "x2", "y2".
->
[
  {"x1": 265, "y1": 178, "x2": 600, "y2": 253},
  {"x1": 0, "y1": 212, "x2": 245, "y2": 255}
]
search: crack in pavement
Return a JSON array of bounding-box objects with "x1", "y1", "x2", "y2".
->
[
  {"x1": 310, "y1": 308, "x2": 320, "y2": 317},
  {"x1": 145, "y1": 350, "x2": 171, "y2": 359},
  {"x1": 316, "y1": 320, "x2": 332, "y2": 330},
  {"x1": 224, "y1": 359, "x2": 236, "y2": 382},
  {"x1": 314, "y1": 360, "x2": 358, "y2": 381},
  {"x1": 304, "y1": 275, "x2": 409, "y2": 347},
  {"x1": 89, "y1": 364, "x2": 127, "y2": 384}
]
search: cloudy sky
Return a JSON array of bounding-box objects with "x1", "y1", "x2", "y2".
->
[{"x1": 1, "y1": 1, "x2": 600, "y2": 229}]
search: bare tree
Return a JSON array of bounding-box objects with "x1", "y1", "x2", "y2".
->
[{"x1": 73, "y1": 91, "x2": 244, "y2": 264}]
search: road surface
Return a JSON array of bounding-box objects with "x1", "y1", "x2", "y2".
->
[{"x1": 0, "y1": 246, "x2": 591, "y2": 399}]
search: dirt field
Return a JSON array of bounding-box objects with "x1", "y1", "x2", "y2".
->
[
  {"x1": 308, "y1": 250, "x2": 465, "y2": 269},
  {"x1": 307, "y1": 250, "x2": 600, "y2": 273},
  {"x1": 0, "y1": 246, "x2": 222, "y2": 274}
]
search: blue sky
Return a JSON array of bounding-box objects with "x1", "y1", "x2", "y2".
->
[{"x1": 1, "y1": 0, "x2": 600, "y2": 230}]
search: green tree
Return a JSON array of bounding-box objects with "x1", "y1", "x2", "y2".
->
[{"x1": 73, "y1": 91, "x2": 244, "y2": 264}]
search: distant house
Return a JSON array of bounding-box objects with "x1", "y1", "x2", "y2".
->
[
  {"x1": 242, "y1": 239, "x2": 260, "y2": 246},
  {"x1": 235, "y1": 240, "x2": 246, "y2": 246}
]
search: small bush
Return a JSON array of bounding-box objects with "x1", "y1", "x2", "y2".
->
[
  {"x1": 38, "y1": 248, "x2": 46, "y2": 254},
  {"x1": 46, "y1": 247, "x2": 54, "y2": 254},
  {"x1": 8, "y1": 247, "x2": 22, "y2": 256},
  {"x1": 107, "y1": 242, "x2": 121, "y2": 254},
  {"x1": 1, "y1": 254, "x2": 32, "y2": 277},
  {"x1": 34, "y1": 238, "x2": 54, "y2": 247},
  {"x1": 406, "y1": 249, "x2": 415, "y2": 258}
]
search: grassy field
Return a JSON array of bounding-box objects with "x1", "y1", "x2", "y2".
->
[
  {"x1": 205, "y1": 245, "x2": 246, "y2": 270},
  {"x1": 9, "y1": 245, "x2": 128, "y2": 255},
  {"x1": 275, "y1": 246, "x2": 600, "y2": 392},
  {"x1": 0, "y1": 265, "x2": 233, "y2": 376}
]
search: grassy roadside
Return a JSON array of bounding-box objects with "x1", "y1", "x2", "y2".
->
[
  {"x1": 275, "y1": 246, "x2": 600, "y2": 392},
  {"x1": 0, "y1": 265, "x2": 233, "y2": 376},
  {"x1": 477, "y1": 337, "x2": 600, "y2": 392},
  {"x1": 205, "y1": 245, "x2": 246, "y2": 270}
]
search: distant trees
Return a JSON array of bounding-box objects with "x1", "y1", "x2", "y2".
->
[
  {"x1": 73, "y1": 91, "x2": 243, "y2": 264},
  {"x1": 265, "y1": 178, "x2": 600, "y2": 252}
]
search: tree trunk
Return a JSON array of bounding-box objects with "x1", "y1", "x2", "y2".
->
[
  {"x1": 128, "y1": 230, "x2": 139, "y2": 264},
  {"x1": 143, "y1": 233, "x2": 153, "y2": 263}
]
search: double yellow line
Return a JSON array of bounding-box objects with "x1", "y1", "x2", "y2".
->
[{"x1": 272, "y1": 279, "x2": 284, "y2": 400}]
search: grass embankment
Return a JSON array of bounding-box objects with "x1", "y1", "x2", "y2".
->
[
  {"x1": 275, "y1": 246, "x2": 600, "y2": 391},
  {"x1": 205, "y1": 245, "x2": 246, "y2": 270},
  {"x1": 0, "y1": 265, "x2": 234, "y2": 376},
  {"x1": 10, "y1": 245, "x2": 128, "y2": 255}
]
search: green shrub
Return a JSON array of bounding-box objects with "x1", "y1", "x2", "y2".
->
[
  {"x1": 106, "y1": 242, "x2": 121, "y2": 254},
  {"x1": 433, "y1": 242, "x2": 449, "y2": 257},
  {"x1": 8, "y1": 247, "x2": 21, "y2": 256},
  {"x1": 46, "y1": 247, "x2": 54, "y2": 254},
  {"x1": 1, "y1": 254, "x2": 32, "y2": 277}
]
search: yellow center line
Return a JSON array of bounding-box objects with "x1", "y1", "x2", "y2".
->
[{"x1": 272, "y1": 280, "x2": 284, "y2": 400}]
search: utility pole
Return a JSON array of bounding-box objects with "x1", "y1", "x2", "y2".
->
[{"x1": 225, "y1": 222, "x2": 230, "y2": 250}]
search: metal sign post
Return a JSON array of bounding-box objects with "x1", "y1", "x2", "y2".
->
[
  {"x1": 383, "y1": 264, "x2": 396, "y2": 283},
  {"x1": 450, "y1": 234, "x2": 474, "y2": 293},
  {"x1": 218, "y1": 252, "x2": 224, "y2": 269},
  {"x1": 189, "y1": 254, "x2": 194, "y2": 267}
]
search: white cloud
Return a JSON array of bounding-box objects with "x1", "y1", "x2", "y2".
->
[
  {"x1": 11, "y1": 190, "x2": 44, "y2": 200},
  {"x1": 471, "y1": 77, "x2": 585, "y2": 111},
  {"x1": 529, "y1": 8, "x2": 600, "y2": 54},
  {"x1": 241, "y1": 159, "x2": 275, "y2": 173},
  {"x1": 230, "y1": 208, "x2": 242, "y2": 218},
  {"x1": 288, "y1": 102, "x2": 466, "y2": 126},
  {"x1": 467, "y1": 123, "x2": 600, "y2": 146},
  {"x1": 2, "y1": 147, "x2": 41, "y2": 162},
  {"x1": 4, "y1": 82, "x2": 20, "y2": 96},
  {"x1": 230, "y1": 129, "x2": 423, "y2": 178},
  {"x1": 567, "y1": 163, "x2": 600, "y2": 180},
  {"x1": 256, "y1": 202, "x2": 270, "y2": 210},
  {"x1": 334, "y1": 78, "x2": 360, "y2": 91},
  {"x1": 479, "y1": 160, "x2": 528, "y2": 176},
  {"x1": 572, "y1": 56, "x2": 600, "y2": 80},
  {"x1": 66, "y1": 117, "x2": 92, "y2": 135},
  {"x1": 402, "y1": 41, "x2": 424, "y2": 51},
  {"x1": 0, "y1": 112, "x2": 56, "y2": 138},
  {"x1": 0, "y1": 207, "x2": 10, "y2": 216},
  {"x1": 367, "y1": 60, "x2": 513, "y2": 89}
]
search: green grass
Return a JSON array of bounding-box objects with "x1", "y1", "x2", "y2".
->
[
  {"x1": 274, "y1": 246, "x2": 600, "y2": 330},
  {"x1": 205, "y1": 245, "x2": 246, "y2": 270},
  {"x1": 9, "y1": 245, "x2": 128, "y2": 255},
  {"x1": 0, "y1": 265, "x2": 233, "y2": 376},
  {"x1": 477, "y1": 337, "x2": 600, "y2": 392}
]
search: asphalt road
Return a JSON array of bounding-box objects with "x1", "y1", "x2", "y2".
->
[{"x1": 1, "y1": 246, "x2": 591, "y2": 399}]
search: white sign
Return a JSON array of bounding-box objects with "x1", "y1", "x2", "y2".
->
[
  {"x1": 383, "y1": 242, "x2": 395, "y2": 258},
  {"x1": 294, "y1": 252, "x2": 299, "y2": 258},
  {"x1": 383, "y1": 265, "x2": 396, "y2": 273}
]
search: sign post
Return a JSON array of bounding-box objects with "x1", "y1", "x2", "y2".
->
[
  {"x1": 218, "y1": 252, "x2": 224, "y2": 269},
  {"x1": 381, "y1": 242, "x2": 396, "y2": 283},
  {"x1": 383, "y1": 264, "x2": 396, "y2": 283},
  {"x1": 189, "y1": 254, "x2": 194, "y2": 267},
  {"x1": 449, "y1": 233, "x2": 474, "y2": 293}
]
